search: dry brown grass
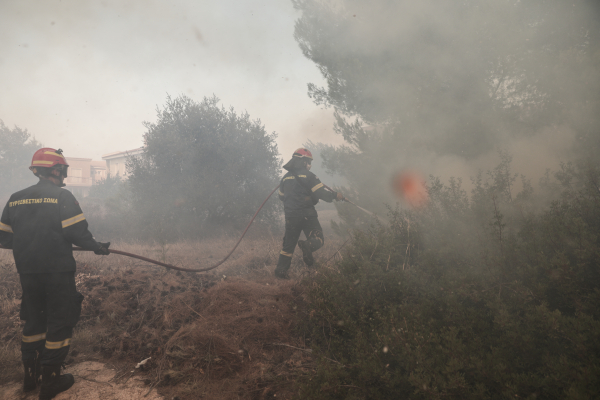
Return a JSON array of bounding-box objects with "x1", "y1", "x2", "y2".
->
[
  {"x1": 0, "y1": 235, "x2": 345, "y2": 399},
  {"x1": 0, "y1": 260, "x2": 23, "y2": 384}
]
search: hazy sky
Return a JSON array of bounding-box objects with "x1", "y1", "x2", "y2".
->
[{"x1": 0, "y1": 0, "x2": 340, "y2": 161}]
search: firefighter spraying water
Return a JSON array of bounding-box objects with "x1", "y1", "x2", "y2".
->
[{"x1": 273, "y1": 148, "x2": 345, "y2": 279}]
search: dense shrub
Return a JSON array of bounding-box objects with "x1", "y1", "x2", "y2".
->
[
  {"x1": 79, "y1": 95, "x2": 283, "y2": 242},
  {"x1": 127, "y1": 95, "x2": 281, "y2": 242},
  {"x1": 80, "y1": 175, "x2": 134, "y2": 241},
  {"x1": 297, "y1": 158, "x2": 600, "y2": 399}
]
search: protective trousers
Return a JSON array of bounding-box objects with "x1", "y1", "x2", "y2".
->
[
  {"x1": 275, "y1": 216, "x2": 324, "y2": 277},
  {"x1": 19, "y1": 272, "x2": 83, "y2": 366}
]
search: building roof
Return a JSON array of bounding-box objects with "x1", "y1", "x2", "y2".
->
[{"x1": 102, "y1": 147, "x2": 144, "y2": 160}]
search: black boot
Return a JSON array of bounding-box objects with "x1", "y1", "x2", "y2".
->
[
  {"x1": 23, "y1": 356, "x2": 41, "y2": 392},
  {"x1": 274, "y1": 254, "x2": 292, "y2": 279},
  {"x1": 39, "y1": 364, "x2": 74, "y2": 400},
  {"x1": 297, "y1": 240, "x2": 314, "y2": 267}
]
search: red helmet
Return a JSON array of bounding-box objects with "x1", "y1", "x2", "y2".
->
[
  {"x1": 29, "y1": 148, "x2": 69, "y2": 180},
  {"x1": 292, "y1": 148, "x2": 313, "y2": 160},
  {"x1": 30, "y1": 148, "x2": 69, "y2": 169}
]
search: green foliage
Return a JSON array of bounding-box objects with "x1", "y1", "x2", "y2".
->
[
  {"x1": 0, "y1": 120, "x2": 41, "y2": 201},
  {"x1": 88, "y1": 174, "x2": 124, "y2": 200},
  {"x1": 82, "y1": 174, "x2": 133, "y2": 240},
  {"x1": 127, "y1": 94, "x2": 281, "y2": 241},
  {"x1": 297, "y1": 158, "x2": 600, "y2": 399}
]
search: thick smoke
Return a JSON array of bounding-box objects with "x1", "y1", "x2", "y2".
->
[{"x1": 294, "y1": 0, "x2": 600, "y2": 192}]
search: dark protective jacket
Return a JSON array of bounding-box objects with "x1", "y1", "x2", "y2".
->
[
  {"x1": 278, "y1": 168, "x2": 337, "y2": 217},
  {"x1": 0, "y1": 180, "x2": 101, "y2": 274}
]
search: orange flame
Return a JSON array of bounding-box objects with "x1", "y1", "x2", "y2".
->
[{"x1": 392, "y1": 171, "x2": 428, "y2": 209}]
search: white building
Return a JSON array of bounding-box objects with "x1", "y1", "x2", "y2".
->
[{"x1": 101, "y1": 147, "x2": 144, "y2": 178}]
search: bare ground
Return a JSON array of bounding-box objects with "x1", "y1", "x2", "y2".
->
[{"x1": 0, "y1": 237, "x2": 345, "y2": 400}]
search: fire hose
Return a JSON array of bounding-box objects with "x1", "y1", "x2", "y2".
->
[{"x1": 0, "y1": 183, "x2": 373, "y2": 273}]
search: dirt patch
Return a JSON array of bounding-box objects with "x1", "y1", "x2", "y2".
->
[{"x1": 0, "y1": 361, "x2": 163, "y2": 400}]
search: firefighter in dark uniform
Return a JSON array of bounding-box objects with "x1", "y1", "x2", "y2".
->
[
  {"x1": 274, "y1": 148, "x2": 344, "y2": 279},
  {"x1": 0, "y1": 148, "x2": 110, "y2": 399}
]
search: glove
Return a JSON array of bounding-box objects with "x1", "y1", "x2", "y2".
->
[
  {"x1": 94, "y1": 242, "x2": 111, "y2": 255},
  {"x1": 335, "y1": 192, "x2": 345, "y2": 202}
]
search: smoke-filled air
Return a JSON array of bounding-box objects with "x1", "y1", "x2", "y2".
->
[{"x1": 1, "y1": 0, "x2": 600, "y2": 399}]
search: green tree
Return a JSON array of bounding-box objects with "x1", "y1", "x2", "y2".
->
[
  {"x1": 0, "y1": 120, "x2": 41, "y2": 202},
  {"x1": 82, "y1": 175, "x2": 134, "y2": 240},
  {"x1": 88, "y1": 174, "x2": 123, "y2": 200},
  {"x1": 127, "y1": 95, "x2": 281, "y2": 241}
]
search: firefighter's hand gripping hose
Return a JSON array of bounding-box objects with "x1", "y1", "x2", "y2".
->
[{"x1": 0, "y1": 185, "x2": 281, "y2": 274}]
